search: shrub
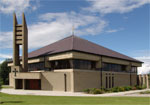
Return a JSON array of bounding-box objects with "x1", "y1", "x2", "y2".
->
[
  {"x1": 118, "y1": 87, "x2": 125, "y2": 92},
  {"x1": 124, "y1": 86, "x2": 132, "y2": 91},
  {"x1": 0, "y1": 83, "x2": 1, "y2": 90},
  {"x1": 89, "y1": 88, "x2": 96, "y2": 94},
  {"x1": 135, "y1": 86, "x2": 142, "y2": 90},
  {"x1": 140, "y1": 91, "x2": 150, "y2": 94},
  {"x1": 83, "y1": 85, "x2": 147, "y2": 95},
  {"x1": 92, "y1": 89, "x2": 104, "y2": 94},
  {"x1": 83, "y1": 89, "x2": 90, "y2": 93},
  {"x1": 84, "y1": 88, "x2": 105, "y2": 94},
  {"x1": 142, "y1": 85, "x2": 147, "y2": 89},
  {"x1": 104, "y1": 88, "x2": 112, "y2": 93},
  {"x1": 112, "y1": 87, "x2": 120, "y2": 92},
  {"x1": 131, "y1": 86, "x2": 137, "y2": 90}
]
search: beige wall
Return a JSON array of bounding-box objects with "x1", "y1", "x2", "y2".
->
[
  {"x1": 113, "y1": 72, "x2": 130, "y2": 87},
  {"x1": 9, "y1": 70, "x2": 138, "y2": 92},
  {"x1": 73, "y1": 70, "x2": 101, "y2": 92},
  {"x1": 9, "y1": 70, "x2": 73, "y2": 92},
  {"x1": 131, "y1": 73, "x2": 137, "y2": 86},
  {"x1": 9, "y1": 73, "x2": 15, "y2": 87},
  {"x1": 41, "y1": 71, "x2": 72, "y2": 91},
  {"x1": 72, "y1": 70, "x2": 137, "y2": 92},
  {"x1": 72, "y1": 52, "x2": 100, "y2": 61},
  {"x1": 101, "y1": 71, "x2": 137, "y2": 88},
  {"x1": 8, "y1": 51, "x2": 142, "y2": 69}
]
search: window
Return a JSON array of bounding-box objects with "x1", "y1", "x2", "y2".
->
[
  {"x1": 28, "y1": 62, "x2": 44, "y2": 71},
  {"x1": 109, "y1": 76, "x2": 111, "y2": 88},
  {"x1": 73, "y1": 59, "x2": 96, "y2": 70},
  {"x1": 51, "y1": 60, "x2": 71, "y2": 70},
  {"x1": 131, "y1": 66, "x2": 137, "y2": 73},
  {"x1": 106, "y1": 76, "x2": 108, "y2": 88},
  {"x1": 102, "y1": 63, "x2": 127, "y2": 72},
  {"x1": 112, "y1": 77, "x2": 114, "y2": 88},
  {"x1": 50, "y1": 59, "x2": 96, "y2": 70}
]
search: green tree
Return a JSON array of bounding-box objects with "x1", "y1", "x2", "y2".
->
[
  {"x1": 0, "y1": 82, "x2": 1, "y2": 90},
  {"x1": 0, "y1": 80, "x2": 2, "y2": 104},
  {"x1": 0, "y1": 60, "x2": 11, "y2": 85}
]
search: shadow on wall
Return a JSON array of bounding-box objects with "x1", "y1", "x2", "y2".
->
[{"x1": 41, "y1": 74, "x2": 53, "y2": 90}]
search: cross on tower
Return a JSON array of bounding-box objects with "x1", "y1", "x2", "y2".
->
[
  {"x1": 72, "y1": 25, "x2": 75, "y2": 35},
  {"x1": 12, "y1": 69, "x2": 18, "y2": 77}
]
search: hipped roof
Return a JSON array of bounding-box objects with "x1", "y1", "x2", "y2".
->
[{"x1": 28, "y1": 35, "x2": 142, "y2": 63}]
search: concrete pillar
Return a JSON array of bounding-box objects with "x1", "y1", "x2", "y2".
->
[
  {"x1": 14, "y1": 79, "x2": 17, "y2": 89},
  {"x1": 22, "y1": 79, "x2": 25, "y2": 89},
  {"x1": 13, "y1": 13, "x2": 20, "y2": 66},
  {"x1": 146, "y1": 75, "x2": 149, "y2": 89},
  {"x1": 143, "y1": 75, "x2": 145, "y2": 86},
  {"x1": 139, "y1": 75, "x2": 142, "y2": 86},
  {"x1": 96, "y1": 60, "x2": 101, "y2": 69},
  {"x1": 71, "y1": 71, "x2": 74, "y2": 92},
  {"x1": 22, "y1": 13, "x2": 28, "y2": 72}
]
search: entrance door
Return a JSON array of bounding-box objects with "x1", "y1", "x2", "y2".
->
[
  {"x1": 25, "y1": 79, "x2": 41, "y2": 90},
  {"x1": 16, "y1": 79, "x2": 23, "y2": 89}
]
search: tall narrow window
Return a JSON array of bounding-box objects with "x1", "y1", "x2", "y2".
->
[
  {"x1": 109, "y1": 76, "x2": 111, "y2": 88},
  {"x1": 64, "y1": 74, "x2": 67, "y2": 92},
  {"x1": 112, "y1": 77, "x2": 114, "y2": 88},
  {"x1": 106, "y1": 76, "x2": 108, "y2": 88}
]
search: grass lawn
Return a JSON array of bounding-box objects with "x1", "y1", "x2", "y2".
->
[
  {"x1": 1, "y1": 85, "x2": 13, "y2": 89},
  {"x1": 0, "y1": 92, "x2": 149, "y2": 105}
]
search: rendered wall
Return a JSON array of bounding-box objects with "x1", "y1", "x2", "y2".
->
[
  {"x1": 131, "y1": 73, "x2": 138, "y2": 86},
  {"x1": 113, "y1": 72, "x2": 130, "y2": 87},
  {"x1": 101, "y1": 71, "x2": 137, "y2": 88},
  {"x1": 9, "y1": 73, "x2": 15, "y2": 87},
  {"x1": 41, "y1": 71, "x2": 72, "y2": 91},
  {"x1": 73, "y1": 70, "x2": 137, "y2": 92},
  {"x1": 73, "y1": 70, "x2": 101, "y2": 92}
]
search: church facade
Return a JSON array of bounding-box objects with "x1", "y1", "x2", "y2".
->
[{"x1": 8, "y1": 13, "x2": 142, "y2": 92}]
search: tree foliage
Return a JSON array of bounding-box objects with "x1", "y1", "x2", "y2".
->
[{"x1": 0, "y1": 60, "x2": 11, "y2": 85}]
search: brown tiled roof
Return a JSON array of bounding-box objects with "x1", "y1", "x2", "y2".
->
[{"x1": 28, "y1": 35, "x2": 142, "y2": 63}]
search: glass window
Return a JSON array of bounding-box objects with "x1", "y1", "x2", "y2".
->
[
  {"x1": 131, "y1": 66, "x2": 137, "y2": 73},
  {"x1": 28, "y1": 62, "x2": 45, "y2": 71},
  {"x1": 51, "y1": 60, "x2": 71, "y2": 70},
  {"x1": 73, "y1": 59, "x2": 96, "y2": 70},
  {"x1": 102, "y1": 63, "x2": 127, "y2": 72}
]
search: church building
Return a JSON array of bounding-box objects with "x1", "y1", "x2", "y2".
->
[{"x1": 8, "y1": 13, "x2": 143, "y2": 92}]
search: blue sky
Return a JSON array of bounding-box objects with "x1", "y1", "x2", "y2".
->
[{"x1": 0, "y1": 0, "x2": 150, "y2": 73}]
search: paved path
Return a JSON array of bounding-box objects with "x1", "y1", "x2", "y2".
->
[{"x1": 1, "y1": 88, "x2": 150, "y2": 97}]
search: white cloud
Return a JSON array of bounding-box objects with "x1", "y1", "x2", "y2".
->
[
  {"x1": 0, "y1": 53, "x2": 12, "y2": 59},
  {"x1": 106, "y1": 29, "x2": 118, "y2": 33},
  {"x1": 0, "y1": 0, "x2": 149, "y2": 56},
  {"x1": 106, "y1": 28, "x2": 124, "y2": 33},
  {"x1": 28, "y1": 12, "x2": 107, "y2": 48},
  {"x1": 0, "y1": 12, "x2": 107, "y2": 49},
  {"x1": 0, "y1": 32, "x2": 12, "y2": 48},
  {"x1": 135, "y1": 56, "x2": 150, "y2": 74},
  {"x1": 85, "y1": 0, "x2": 150, "y2": 14},
  {"x1": 0, "y1": 0, "x2": 38, "y2": 14}
]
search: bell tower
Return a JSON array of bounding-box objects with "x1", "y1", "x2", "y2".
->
[{"x1": 13, "y1": 13, "x2": 28, "y2": 72}]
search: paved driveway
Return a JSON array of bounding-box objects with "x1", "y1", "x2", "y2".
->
[{"x1": 1, "y1": 88, "x2": 150, "y2": 97}]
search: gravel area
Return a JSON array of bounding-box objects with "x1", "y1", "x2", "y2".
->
[{"x1": 1, "y1": 88, "x2": 150, "y2": 97}]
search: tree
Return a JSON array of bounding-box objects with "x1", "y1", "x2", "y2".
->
[
  {"x1": 0, "y1": 82, "x2": 1, "y2": 90},
  {"x1": 0, "y1": 60, "x2": 11, "y2": 85},
  {"x1": 0, "y1": 80, "x2": 2, "y2": 104}
]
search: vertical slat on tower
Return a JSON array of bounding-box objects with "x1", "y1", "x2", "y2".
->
[
  {"x1": 22, "y1": 13, "x2": 28, "y2": 72},
  {"x1": 13, "y1": 13, "x2": 20, "y2": 66}
]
